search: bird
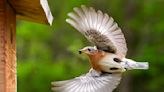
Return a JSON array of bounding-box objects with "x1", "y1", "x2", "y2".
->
[{"x1": 51, "y1": 5, "x2": 149, "y2": 92}]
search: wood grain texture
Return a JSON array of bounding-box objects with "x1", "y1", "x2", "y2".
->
[
  {"x1": 0, "y1": 0, "x2": 53, "y2": 92},
  {"x1": 0, "y1": 0, "x2": 16, "y2": 92},
  {"x1": 8, "y1": 0, "x2": 53, "y2": 25},
  {"x1": 0, "y1": 1, "x2": 6, "y2": 91}
]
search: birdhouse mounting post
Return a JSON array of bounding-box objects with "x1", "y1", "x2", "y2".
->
[
  {"x1": 0, "y1": 0, "x2": 16, "y2": 92},
  {"x1": 0, "y1": 0, "x2": 53, "y2": 92}
]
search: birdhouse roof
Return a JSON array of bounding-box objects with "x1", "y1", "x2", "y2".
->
[{"x1": 8, "y1": 0, "x2": 53, "y2": 25}]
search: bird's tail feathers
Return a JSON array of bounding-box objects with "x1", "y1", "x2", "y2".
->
[{"x1": 122, "y1": 58, "x2": 149, "y2": 70}]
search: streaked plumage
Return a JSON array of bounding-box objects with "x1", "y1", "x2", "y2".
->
[{"x1": 52, "y1": 5, "x2": 149, "y2": 92}]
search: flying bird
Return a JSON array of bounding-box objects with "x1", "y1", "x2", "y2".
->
[{"x1": 52, "y1": 5, "x2": 149, "y2": 92}]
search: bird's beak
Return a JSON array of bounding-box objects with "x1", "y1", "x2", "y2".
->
[
  {"x1": 78, "y1": 50, "x2": 82, "y2": 54},
  {"x1": 78, "y1": 49, "x2": 86, "y2": 54}
]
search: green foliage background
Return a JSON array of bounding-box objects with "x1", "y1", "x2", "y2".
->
[{"x1": 16, "y1": 0, "x2": 164, "y2": 92}]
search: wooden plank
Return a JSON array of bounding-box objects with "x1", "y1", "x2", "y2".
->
[
  {"x1": 0, "y1": 0, "x2": 16, "y2": 92},
  {"x1": 8, "y1": 0, "x2": 53, "y2": 25},
  {"x1": 0, "y1": 1, "x2": 6, "y2": 91}
]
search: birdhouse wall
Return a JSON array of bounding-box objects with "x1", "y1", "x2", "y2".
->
[{"x1": 0, "y1": 0, "x2": 16, "y2": 92}]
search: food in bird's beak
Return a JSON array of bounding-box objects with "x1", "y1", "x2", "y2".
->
[
  {"x1": 78, "y1": 49, "x2": 88, "y2": 54},
  {"x1": 78, "y1": 50, "x2": 82, "y2": 54},
  {"x1": 78, "y1": 49, "x2": 86, "y2": 54}
]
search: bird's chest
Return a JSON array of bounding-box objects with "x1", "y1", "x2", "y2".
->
[{"x1": 88, "y1": 52, "x2": 106, "y2": 72}]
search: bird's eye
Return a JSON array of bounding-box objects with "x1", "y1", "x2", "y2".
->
[{"x1": 87, "y1": 48, "x2": 92, "y2": 51}]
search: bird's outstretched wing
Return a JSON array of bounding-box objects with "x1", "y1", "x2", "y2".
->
[
  {"x1": 66, "y1": 5, "x2": 127, "y2": 58},
  {"x1": 52, "y1": 69, "x2": 122, "y2": 92}
]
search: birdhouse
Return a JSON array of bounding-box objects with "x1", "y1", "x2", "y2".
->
[{"x1": 0, "y1": 0, "x2": 53, "y2": 92}]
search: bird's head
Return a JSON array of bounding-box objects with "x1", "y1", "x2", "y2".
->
[{"x1": 79, "y1": 46, "x2": 98, "y2": 55}]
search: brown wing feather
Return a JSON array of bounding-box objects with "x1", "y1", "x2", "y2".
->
[{"x1": 85, "y1": 30, "x2": 116, "y2": 53}]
